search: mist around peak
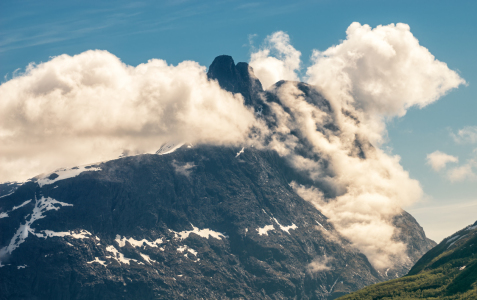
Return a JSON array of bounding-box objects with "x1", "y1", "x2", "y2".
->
[{"x1": 0, "y1": 22, "x2": 464, "y2": 271}]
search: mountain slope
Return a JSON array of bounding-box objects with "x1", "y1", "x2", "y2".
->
[
  {"x1": 1, "y1": 146, "x2": 384, "y2": 299},
  {"x1": 0, "y1": 55, "x2": 435, "y2": 300},
  {"x1": 338, "y1": 221, "x2": 477, "y2": 299}
]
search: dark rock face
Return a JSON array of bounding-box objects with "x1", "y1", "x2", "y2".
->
[
  {"x1": 207, "y1": 55, "x2": 264, "y2": 109},
  {"x1": 1, "y1": 148, "x2": 381, "y2": 299},
  {"x1": 0, "y1": 55, "x2": 436, "y2": 300},
  {"x1": 0, "y1": 182, "x2": 21, "y2": 198}
]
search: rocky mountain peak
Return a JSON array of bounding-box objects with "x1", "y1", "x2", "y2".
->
[
  {"x1": 207, "y1": 55, "x2": 263, "y2": 109},
  {"x1": 207, "y1": 55, "x2": 236, "y2": 83},
  {"x1": 0, "y1": 55, "x2": 436, "y2": 300}
]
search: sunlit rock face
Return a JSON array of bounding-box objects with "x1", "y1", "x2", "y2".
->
[{"x1": 0, "y1": 56, "x2": 435, "y2": 300}]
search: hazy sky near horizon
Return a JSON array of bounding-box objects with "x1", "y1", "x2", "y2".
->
[{"x1": 1, "y1": 0, "x2": 476, "y2": 242}]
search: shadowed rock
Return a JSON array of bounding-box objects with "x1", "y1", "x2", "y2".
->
[{"x1": 207, "y1": 55, "x2": 264, "y2": 109}]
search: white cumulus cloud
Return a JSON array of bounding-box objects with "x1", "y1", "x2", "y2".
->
[
  {"x1": 426, "y1": 150, "x2": 477, "y2": 182},
  {"x1": 447, "y1": 163, "x2": 476, "y2": 182},
  {"x1": 426, "y1": 151, "x2": 459, "y2": 171},
  {"x1": 270, "y1": 82, "x2": 421, "y2": 270},
  {"x1": 249, "y1": 31, "x2": 301, "y2": 89},
  {"x1": 254, "y1": 23, "x2": 465, "y2": 270},
  {"x1": 0, "y1": 50, "x2": 261, "y2": 182},
  {"x1": 306, "y1": 22, "x2": 465, "y2": 144}
]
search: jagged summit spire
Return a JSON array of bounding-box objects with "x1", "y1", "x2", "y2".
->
[
  {"x1": 207, "y1": 55, "x2": 238, "y2": 92},
  {"x1": 207, "y1": 55, "x2": 263, "y2": 108}
]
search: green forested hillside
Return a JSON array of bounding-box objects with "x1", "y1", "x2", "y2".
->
[{"x1": 339, "y1": 221, "x2": 477, "y2": 300}]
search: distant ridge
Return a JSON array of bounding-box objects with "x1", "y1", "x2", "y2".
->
[{"x1": 339, "y1": 220, "x2": 477, "y2": 299}]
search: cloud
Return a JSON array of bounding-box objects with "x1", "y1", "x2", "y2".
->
[
  {"x1": 307, "y1": 255, "x2": 333, "y2": 275},
  {"x1": 452, "y1": 126, "x2": 477, "y2": 144},
  {"x1": 0, "y1": 50, "x2": 261, "y2": 182},
  {"x1": 1, "y1": 23, "x2": 465, "y2": 272},
  {"x1": 262, "y1": 81, "x2": 421, "y2": 270},
  {"x1": 295, "y1": 23, "x2": 464, "y2": 268},
  {"x1": 306, "y1": 22, "x2": 465, "y2": 144},
  {"x1": 426, "y1": 149, "x2": 477, "y2": 182},
  {"x1": 172, "y1": 160, "x2": 196, "y2": 177},
  {"x1": 447, "y1": 160, "x2": 477, "y2": 182},
  {"x1": 253, "y1": 23, "x2": 464, "y2": 270},
  {"x1": 426, "y1": 151, "x2": 459, "y2": 171},
  {"x1": 249, "y1": 31, "x2": 301, "y2": 89}
]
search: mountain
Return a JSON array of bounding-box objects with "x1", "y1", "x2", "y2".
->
[
  {"x1": 0, "y1": 182, "x2": 22, "y2": 199},
  {"x1": 338, "y1": 221, "x2": 477, "y2": 299},
  {"x1": 207, "y1": 55, "x2": 264, "y2": 108},
  {"x1": 0, "y1": 55, "x2": 435, "y2": 300}
]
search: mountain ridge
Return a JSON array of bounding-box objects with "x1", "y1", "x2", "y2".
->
[
  {"x1": 338, "y1": 220, "x2": 477, "y2": 299},
  {"x1": 0, "y1": 55, "x2": 435, "y2": 299}
]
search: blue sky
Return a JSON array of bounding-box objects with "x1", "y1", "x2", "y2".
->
[{"x1": 1, "y1": 0, "x2": 476, "y2": 241}]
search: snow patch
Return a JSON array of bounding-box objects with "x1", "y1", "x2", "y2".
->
[
  {"x1": 257, "y1": 225, "x2": 275, "y2": 236},
  {"x1": 33, "y1": 231, "x2": 69, "y2": 238},
  {"x1": 36, "y1": 165, "x2": 101, "y2": 187},
  {"x1": 176, "y1": 245, "x2": 198, "y2": 258},
  {"x1": 71, "y1": 231, "x2": 94, "y2": 239},
  {"x1": 466, "y1": 224, "x2": 477, "y2": 231},
  {"x1": 447, "y1": 235, "x2": 466, "y2": 249},
  {"x1": 115, "y1": 235, "x2": 163, "y2": 248},
  {"x1": 17, "y1": 264, "x2": 27, "y2": 269},
  {"x1": 273, "y1": 217, "x2": 297, "y2": 234},
  {"x1": 0, "y1": 191, "x2": 15, "y2": 199},
  {"x1": 329, "y1": 277, "x2": 340, "y2": 293},
  {"x1": 446, "y1": 235, "x2": 460, "y2": 244},
  {"x1": 0, "y1": 200, "x2": 33, "y2": 219},
  {"x1": 0, "y1": 196, "x2": 73, "y2": 260},
  {"x1": 156, "y1": 142, "x2": 184, "y2": 155},
  {"x1": 171, "y1": 224, "x2": 225, "y2": 240},
  {"x1": 34, "y1": 229, "x2": 94, "y2": 240},
  {"x1": 140, "y1": 253, "x2": 157, "y2": 264},
  {"x1": 177, "y1": 246, "x2": 187, "y2": 253},
  {"x1": 12, "y1": 200, "x2": 32, "y2": 211},
  {"x1": 105, "y1": 245, "x2": 142, "y2": 265},
  {"x1": 87, "y1": 257, "x2": 107, "y2": 266},
  {"x1": 316, "y1": 221, "x2": 328, "y2": 231},
  {"x1": 236, "y1": 147, "x2": 245, "y2": 157}
]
